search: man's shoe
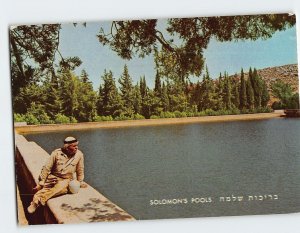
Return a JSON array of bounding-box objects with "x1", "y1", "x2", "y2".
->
[{"x1": 27, "y1": 202, "x2": 38, "y2": 214}]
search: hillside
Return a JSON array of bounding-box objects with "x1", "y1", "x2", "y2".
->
[{"x1": 229, "y1": 64, "x2": 299, "y2": 105}]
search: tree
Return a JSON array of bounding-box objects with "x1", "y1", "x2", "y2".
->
[
  {"x1": 98, "y1": 70, "x2": 123, "y2": 117},
  {"x1": 233, "y1": 79, "x2": 240, "y2": 109},
  {"x1": 14, "y1": 83, "x2": 46, "y2": 114},
  {"x1": 271, "y1": 80, "x2": 299, "y2": 109},
  {"x1": 239, "y1": 69, "x2": 247, "y2": 109},
  {"x1": 251, "y1": 68, "x2": 263, "y2": 108},
  {"x1": 133, "y1": 83, "x2": 142, "y2": 114},
  {"x1": 199, "y1": 66, "x2": 216, "y2": 111},
  {"x1": 261, "y1": 79, "x2": 270, "y2": 107},
  {"x1": 76, "y1": 71, "x2": 97, "y2": 122},
  {"x1": 44, "y1": 76, "x2": 62, "y2": 119},
  {"x1": 246, "y1": 76, "x2": 255, "y2": 110},
  {"x1": 215, "y1": 73, "x2": 224, "y2": 110},
  {"x1": 223, "y1": 72, "x2": 232, "y2": 110},
  {"x1": 10, "y1": 24, "x2": 61, "y2": 96},
  {"x1": 98, "y1": 14, "x2": 295, "y2": 81},
  {"x1": 161, "y1": 82, "x2": 170, "y2": 112},
  {"x1": 119, "y1": 65, "x2": 135, "y2": 117},
  {"x1": 154, "y1": 71, "x2": 162, "y2": 98},
  {"x1": 10, "y1": 25, "x2": 82, "y2": 94},
  {"x1": 58, "y1": 70, "x2": 80, "y2": 119}
]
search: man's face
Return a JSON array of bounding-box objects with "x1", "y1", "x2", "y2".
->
[{"x1": 67, "y1": 142, "x2": 79, "y2": 155}]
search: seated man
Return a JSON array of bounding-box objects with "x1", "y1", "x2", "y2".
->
[{"x1": 27, "y1": 136, "x2": 87, "y2": 214}]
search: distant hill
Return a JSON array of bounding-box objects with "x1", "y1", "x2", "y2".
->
[{"x1": 229, "y1": 64, "x2": 299, "y2": 105}]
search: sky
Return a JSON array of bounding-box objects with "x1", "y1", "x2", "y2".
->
[{"x1": 58, "y1": 19, "x2": 298, "y2": 89}]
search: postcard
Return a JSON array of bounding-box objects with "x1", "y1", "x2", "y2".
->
[{"x1": 10, "y1": 13, "x2": 299, "y2": 225}]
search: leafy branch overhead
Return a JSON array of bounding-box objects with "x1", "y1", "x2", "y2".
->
[
  {"x1": 10, "y1": 24, "x2": 83, "y2": 96},
  {"x1": 97, "y1": 14, "x2": 295, "y2": 79}
]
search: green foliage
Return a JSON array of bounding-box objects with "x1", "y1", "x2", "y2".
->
[
  {"x1": 114, "y1": 113, "x2": 133, "y2": 121},
  {"x1": 76, "y1": 73, "x2": 97, "y2": 122},
  {"x1": 174, "y1": 111, "x2": 187, "y2": 118},
  {"x1": 160, "y1": 111, "x2": 176, "y2": 118},
  {"x1": 14, "y1": 83, "x2": 46, "y2": 114},
  {"x1": 246, "y1": 75, "x2": 255, "y2": 110},
  {"x1": 198, "y1": 66, "x2": 217, "y2": 111},
  {"x1": 119, "y1": 65, "x2": 135, "y2": 116},
  {"x1": 14, "y1": 113, "x2": 26, "y2": 122},
  {"x1": 223, "y1": 72, "x2": 232, "y2": 110},
  {"x1": 98, "y1": 15, "x2": 295, "y2": 81},
  {"x1": 186, "y1": 112, "x2": 195, "y2": 117},
  {"x1": 239, "y1": 69, "x2": 247, "y2": 109},
  {"x1": 24, "y1": 113, "x2": 40, "y2": 125},
  {"x1": 95, "y1": 115, "x2": 114, "y2": 122},
  {"x1": 54, "y1": 113, "x2": 71, "y2": 124},
  {"x1": 202, "y1": 109, "x2": 217, "y2": 116},
  {"x1": 271, "y1": 80, "x2": 298, "y2": 109},
  {"x1": 150, "y1": 115, "x2": 160, "y2": 119},
  {"x1": 11, "y1": 17, "x2": 296, "y2": 126},
  {"x1": 98, "y1": 70, "x2": 123, "y2": 117},
  {"x1": 257, "y1": 106, "x2": 273, "y2": 113},
  {"x1": 69, "y1": 117, "x2": 78, "y2": 123},
  {"x1": 133, "y1": 114, "x2": 145, "y2": 120},
  {"x1": 26, "y1": 103, "x2": 53, "y2": 124}
]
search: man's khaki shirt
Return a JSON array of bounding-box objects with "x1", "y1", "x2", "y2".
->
[{"x1": 38, "y1": 148, "x2": 84, "y2": 186}]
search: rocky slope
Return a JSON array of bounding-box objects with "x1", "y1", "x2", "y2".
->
[{"x1": 230, "y1": 64, "x2": 299, "y2": 105}]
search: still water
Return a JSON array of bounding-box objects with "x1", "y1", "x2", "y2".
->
[{"x1": 23, "y1": 118, "x2": 300, "y2": 219}]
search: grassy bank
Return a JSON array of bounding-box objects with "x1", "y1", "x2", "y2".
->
[{"x1": 15, "y1": 111, "x2": 284, "y2": 134}]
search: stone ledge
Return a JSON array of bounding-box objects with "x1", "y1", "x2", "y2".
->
[{"x1": 15, "y1": 133, "x2": 135, "y2": 224}]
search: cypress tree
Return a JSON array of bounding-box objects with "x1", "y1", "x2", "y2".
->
[
  {"x1": 200, "y1": 66, "x2": 216, "y2": 111},
  {"x1": 224, "y1": 72, "x2": 232, "y2": 110},
  {"x1": 246, "y1": 76, "x2": 255, "y2": 110},
  {"x1": 261, "y1": 79, "x2": 270, "y2": 107},
  {"x1": 233, "y1": 81, "x2": 240, "y2": 109},
  {"x1": 252, "y1": 68, "x2": 262, "y2": 108},
  {"x1": 133, "y1": 83, "x2": 142, "y2": 114},
  {"x1": 161, "y1": 82, "x2": 170, "y2": 112},
  {"x1": 44, "y1": 76, "x2": 62, "y2": 119},
  {"x1": 239, "y1": 68, "x2": 247, "y2": 109},
  {"x1": 215, "y1": 73, "x2": 224, "y2": 110},
  {"x1": 99, "y1": 70, "x2": 123, "y2": 117},
  {"x1": 59, "y1": 70, "x2": 79, "y2": 119},
  {"x1": 154, "y1": 71, "x2": 162, "y2": 98},
  {"x1": 119, "y1": 65, "x2": 134, "y2": 117},
  {"x1": 76, "y1": 71, "x2": 97, "y2": 122},
  {"x1": 139, "y1": 76, "x2": 147, "y2": 99}
]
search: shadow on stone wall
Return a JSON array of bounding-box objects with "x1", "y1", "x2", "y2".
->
[{"x1": 60, "y1": 198, "x2": 133, "y2": 222}]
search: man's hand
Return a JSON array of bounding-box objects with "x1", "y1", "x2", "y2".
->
[
  {"x1": 33, "y1": 184, "x2": 42, "y2": 193},
  {"x1": 43, "y1": 176, "x2": 58, "y2": 188},
  {"x1": 80, "y1": 182, "x2": 88, "y2": 188}
]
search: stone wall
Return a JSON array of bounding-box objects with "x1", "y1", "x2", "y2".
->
[{"x1": 15, "y1": 133, "x2": 135, "y2": 224}]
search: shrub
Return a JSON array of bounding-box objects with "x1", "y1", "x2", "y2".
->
[
  {"x1": 95, "y1": 115, "x2": 113, "y2": 121},
  {"x1": 240, "y1": 108, "x2": 250, "y2": 114},
  {"x1": 114, "y1": 114, "x2": 133, "y2": 121},
  {"x1": 271, "y1": 101, "x2": 283, "y2": 110},
  {"x1": 186, "y1": 112, "x2": 195, "y2": 117},
  {"x1": 69, "y1": 117, "x2": 78, "y2": 123},
  {"x1": 196, "y1": 111, "x2": 206, "y2": 116},
  {"x1": 14, "y1": 113, "x2": 26, "y2": 122},
  {"x1": 160, "y1": 111, "x2": 176, "y2": 118},
  {"x1": 257, "y1": 107, "x2": 273, "y2": 113},
  {"x1": 204, "y1": 109, "x2": 217, "y2": 116},
  {"x1": 24, "y1": 113, "x2": 40, "y2": 125},
  {"x1": 230, "y1": 108, "x2": 241, "y2": 115},
  {"x1": 26, "y1": 103, "x2": 53, "y2": 124},
  {"x1": 133, "y1": 114, "x2": 145, "y2": 120},
  {"x1": 150, "y1": 115, "x2": 160, "y2": 119},
  {"x1": 54, "y1": 114, "x2": 71, "y2": 124}
]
